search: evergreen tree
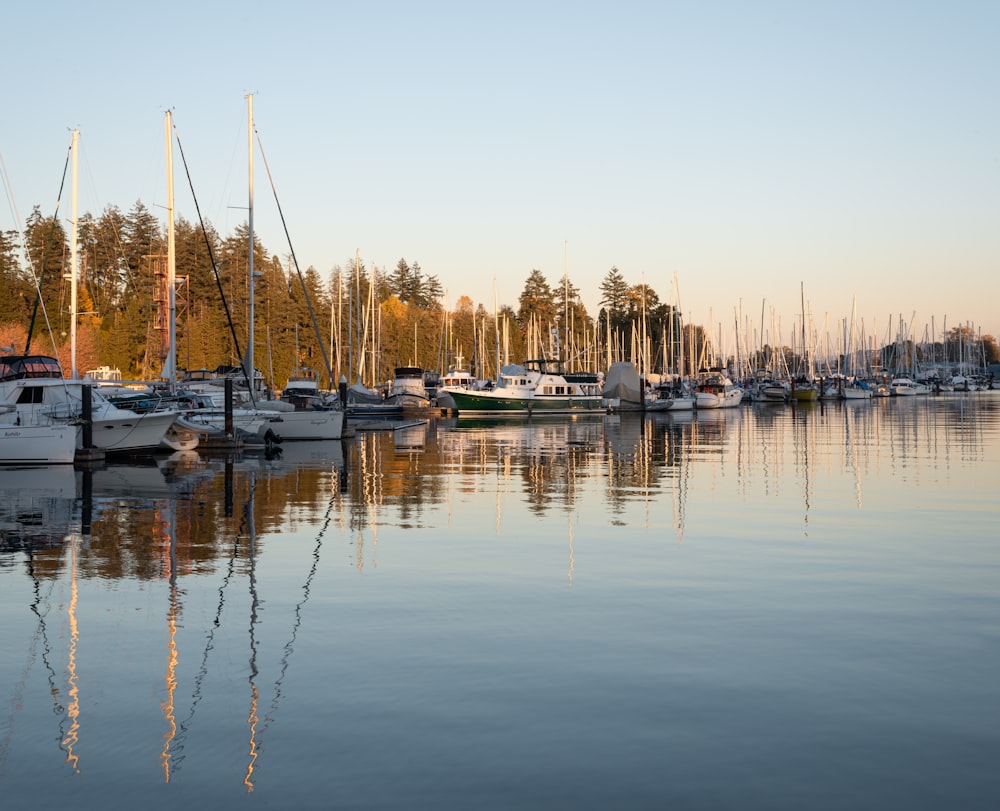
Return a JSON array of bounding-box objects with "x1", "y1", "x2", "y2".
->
[
  {"x1": 599, "y1": 266, "x2": 629, "y2": 327},
  {"x1": 496, "y1": 304, "x2": 524, "y2": 367},
  {"x1": 517, "y1": 269, "x2": 556, "y2": 325},
  {"x1": 79, "y1": 205, "x2": 128, "y2": 318},
  {"x1": 283, "y1": 263, "x2": 332, "y2": 383},
  {"x1": 517, "y1": 269, "x2": 557, "y2": 357},
  {"x1": 555, "y1": 273, "x2": 591, "y2": 361},
  {"x1": 22, "y1": 206, "x2": 69, "y2": 350},
  {"x1": 216, "y1": 222, "x2": 274, "y2": 369},
  {"x1": 173, "y1": 217, "x2": 226, "y2": 373},
  {"x1": 387, "y1": 258, "x2": 416, "y2": 302},
  {"x1": 119, "y1": 200, "x2": 164, "y2": 306},
  {"x1": 0, "y1": 228, "x2": 34, "y2": 325},
  {"x1": 448, "y1": 296, "x2": 476, "y2": 371},
  {"x1": 983, "y1": 334, "x2": 999, "y2": 364},
  {"x1": 421, "y1": 273, "x2": 444, "y2": 307}
]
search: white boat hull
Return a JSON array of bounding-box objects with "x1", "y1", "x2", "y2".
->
[
  {"x1": 647, "y1": 394, "x2": 696, "y2": 412},
  {"x1": 87, "y1": 410, "x2": 181, "y2": 453},
  {"x1": 695, "y1": 371, "x2": 743, "y2": 409},
  {"x1": 1, "y1": 423, "x2": 79, "y2": 464},
  {"x1": 695, "y1": 389, "x2": 743, "y2": 409},
  {"x1": 843, "y1": 387, "x2": 872, "y2": 400},
  {"x1": 182, "y1": 409, "x2": 277, "y2": 437},
  {"x1": 263, "y1": 408, "x2": 345, "y2": 440},
  {"x1": 891, "y1": 378, "x2": 930, "y2": 396},
  {"x1": 1, "y1": 369, "x2": 178, "y2": 454}
]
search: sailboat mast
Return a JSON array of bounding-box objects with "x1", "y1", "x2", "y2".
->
[
  {"x1": 70, "y1": 129, "x2": 79, "y2": 379},
  {"x1": 245, "y1": 94, "x2": 255, "y2": 386},
  {"x1": 164, "y1": 111, "x2": 177, "y2": 386},
  {"x1": 493, "y1": 277, "x2": 500, "y2": 379},
  {"x1": 800, "y1": 281, "x2": 810, "y2": 377},
  {"x1": 563, "y1": 241, "x2": 569, "y2": 369}
]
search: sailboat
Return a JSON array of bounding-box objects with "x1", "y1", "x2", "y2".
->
[
  {"x1": 100, "y1": 112, "x2": 266, "y2": 449},
  {"x1": 841, "y1": 297, "x2": 872, "y2": 401},
  {"x1": 791, "y1": 283, "x2": 819, "y2": 402},
  {"x1": 240, "y1": 96, "x2": 344, "y2": 441},
  {"x1": 694, "y1": 368, "x2": 743, "y2": 408},
  {"x1": 2, "y1": 131, "x2": 179, "y2": 456}
]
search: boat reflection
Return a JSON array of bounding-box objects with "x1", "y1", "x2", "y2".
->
[
  {"x1": 3, "y1": 398, "x2": 991, "y2": 579},
  {"x1": 0, "y1": 466, "x2": 78, "y2": 561}
]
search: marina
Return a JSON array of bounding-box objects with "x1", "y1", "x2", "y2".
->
[
  {"x1": 4, "y1": 6, "x2": 999, "y2": 806},
  {"x1": 1, "y1": 393, "x2": 998, "y2": 809}
]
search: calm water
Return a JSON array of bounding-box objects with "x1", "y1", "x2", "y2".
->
[{"x1": 1, "y1": 395, "x2": 998, "y2": 810}]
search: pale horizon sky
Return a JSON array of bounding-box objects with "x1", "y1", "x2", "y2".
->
[{"x1": 3, "y1": 1, "x2": 998, "y2": 347}]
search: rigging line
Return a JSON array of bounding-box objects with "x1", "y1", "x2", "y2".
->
[
  {"x1": 0, "y1": 550, "x2": 64, "y2": 769},
  {"x1": 35, "y1": 545, "x2": 77, "y2": 763},
  {"x1": 256, "y1": 492, "x2": 338, "y2": 739},
  {"x1": 169, "y1": 480, "x2": 253, "y2": 773},
  {"x1": 27, "y1": 148, "x2": 70, "y2": 356},
  {"x1": 243, "y1": 471, "x2": 261, "y2": 792},
  {"x1": 26, "y1": 552, "x2": 65, "y2": 714},
  {"x1": 254, "y1": 129, "x2": 337, "y2": 390},
  {"x1": 171, "y1": 122, "x2": 254, "y2": 395},
  {"x1": 0, "y1": 141, "x2": 70, "y2": 354},
  {"x1": 244, "y1": 474, "x2": 261, "y2": 688},
  {"x1": 26, "y1": 552, "x2": 66, "y2": 715}
]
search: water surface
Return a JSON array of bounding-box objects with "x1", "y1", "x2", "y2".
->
[{"x1": 1, "y1": 395, "x2": 998, "y2": 809}]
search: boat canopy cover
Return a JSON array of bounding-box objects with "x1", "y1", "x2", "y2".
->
[
  {"x1": 499, "y1": 364, "x2": 527, "y2": 376},
  {"x1": 602, "y1": 362, "x2": 642, "y2": 404},
  {"x1": 0, "y1": 355, "x2": 63, "y2": 382}
]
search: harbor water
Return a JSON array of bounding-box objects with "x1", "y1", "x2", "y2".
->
[{"x1": 1, "y1": 394, "x2": 998, "y2": 809}]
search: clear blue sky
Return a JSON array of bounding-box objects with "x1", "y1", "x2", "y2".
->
[{"x1": 3, "y1": 1, "x2": 998, "y2": 347}]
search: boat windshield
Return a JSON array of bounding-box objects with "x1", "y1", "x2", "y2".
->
[{"x1": 0, "y1": 355, "x2": 64, "y2": 381}]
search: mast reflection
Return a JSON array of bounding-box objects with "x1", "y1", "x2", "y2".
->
[
  {"x1": 61, "y1": 535, "x2": 80, "y2": 773},
  {"x1": 244, "y1": 471, "x2": 260, "y2": 793},
  {"x1": 160, "y1": 501, "x2": 179, "y2": 783}
]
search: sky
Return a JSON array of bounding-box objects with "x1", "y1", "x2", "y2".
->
[{"x1": 2, "y1": 0, "x2": 998, "y2": 349}]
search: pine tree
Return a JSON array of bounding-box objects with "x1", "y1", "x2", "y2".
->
[
  {"x1": 599, "y1": 266, "x2": 629, "y2": 327},
  {"x1": 517, "y1": 269, "x2": 556, "y2": 326},
  {"x1": 22, "y1": 206, "x2": 69, "y2": 348},
  {"x1": 79, "y1": 205, "x2": 128, "y2": 319},
  {"x1": 387, "y1": 258, "x2": 414, "y2": 301},
  {"x1": 0, "y1": 228, "x2": 34, "y2": 326}
]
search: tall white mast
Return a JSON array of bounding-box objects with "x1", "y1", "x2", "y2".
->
[
  {"x1": 563, "y1": 240, "x2": 569, "y2": 368},
  {"x1": 70, "y1": 129, "x2": 79, "y2": 379},
  {"x1": 244, "y1": 94, "x2": 255, "y2": 385},
  {"x1": 493, "y1": 277, "x2": 500, "y2": 378},
  {"x1": 163, "y1": 110, "x2": 177, "y2": 385}
]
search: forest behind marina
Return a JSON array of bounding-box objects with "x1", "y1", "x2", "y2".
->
[{"x1": 2, "y1": 203, "x2": 997, "y2": 390}]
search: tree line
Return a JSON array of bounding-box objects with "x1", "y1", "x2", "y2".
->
[
  {"x1": 3, "y1": 201, "x2": 995, "y2": 389},
  {"x1": 1, "y1": 201, "x2": 713, "y2": 389}
]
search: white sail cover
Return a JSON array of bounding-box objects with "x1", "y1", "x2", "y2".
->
[{"x1": 602, "y1": 362, "x2": 643, "y2": 406}]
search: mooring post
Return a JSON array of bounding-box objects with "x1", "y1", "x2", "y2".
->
[{"x1": 225, "y1": 378, "x2": 234, "y2": 438}]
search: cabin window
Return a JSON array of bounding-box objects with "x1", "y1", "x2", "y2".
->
[{"x1": 17, "y1": 386, "x2": 44, "y2": 404}]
